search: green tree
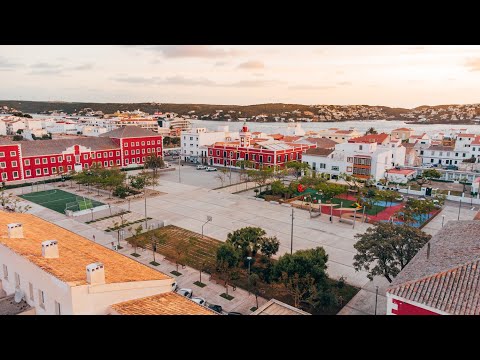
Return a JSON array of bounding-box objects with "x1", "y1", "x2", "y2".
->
[
  {"x1": 285, "y1": 161, "x2": 310, "y2": 179},
  {"x1": 249, "y1": 273, "x2": 261, "y2": 309},
  {"x1": 315, "y1": 182, "x2": 347, "y2": 201},
  {"x1": 12, "y1": 135, "x2": 23, "y2": 141},
  {"x1": 417, "y1": 169, "x2": 441, "y2": 185},
  {"x1": 247, "y1": 166, "x2": 274, "y2": 194},
  {"x1": 339, "y1": 173, "x2": 364, "y2": 193},
  {"x1": 273, "y1": 247, "x2": 329, "y2": 308},
  {"x1": 0, "y1": 187, "x2": 32, "y2": 213},
  {"x1": 365, "y1": 127, "x2": 378, "y2": 135},
  {"x1": 227, "y1": 227, "x2": 266, "y2": 257},
  {"x1": 150, "y1": 231, "x2": 167, "y2": 264},
  {"x1": 259, "y1": 236, "x2": 280, "y2": 258},
  {"x1": 126, "y1": 224, "x2": 146, "y2": 256},
  {"x1": 216, "y1": 243, "x2": 241, "y2": 296},
  {"x1": 144, "y1": 154, "x2": 165, "y2": 175},
  {"x1": 353, "y1": 222, "x2": 431, "y2": 282}
]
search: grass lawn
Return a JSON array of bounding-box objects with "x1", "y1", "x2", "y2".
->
[
  {"x1": 20, "y1": 189, "x2": 104, "y2": 214},
  {"x1": 328, "y1": 197, "x2": 385, "y2": 216}
]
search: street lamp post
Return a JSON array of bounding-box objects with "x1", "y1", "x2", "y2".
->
[
  {"x1": 290, "y1": 208, "x2": 294, "y2": 254},
  {"x1": 90, "y1": 208, "x2": 94, "y2": 222},
  {"x1": 202, "y1": 215, "x2": 212, "y2": 238},
  {"x1": 442, "y1": 215, "x2": 445, "y2": 227},
  {"x1": 247, "y1": 256, "x2": 252, "y2": 294},
  {"x1": 178, "y1": 153, "x2": 181, "y2": 183},
  {"x1": 374, "y1": 286, "x2": 379, "y2": 315},
  {"x1": 458, "y1": 199, "x2": 462, "y2": 220}
]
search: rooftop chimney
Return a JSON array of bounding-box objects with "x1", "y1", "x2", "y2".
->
[
  {"x1": 427, "y1": 243, "x2": 431, "y2": 260},
  {"x1": 86, "y1": 262, "x2": 105, "y2": 285},
  {"x1": 7, "y1": 223, "x2": 23, "y2": 239},
  {"x1": 41, "y1": 240, "x2": 59, "y2": 259}
]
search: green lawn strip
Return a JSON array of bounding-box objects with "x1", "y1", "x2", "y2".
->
[{"x1": 220, "y1": 293, "x2": 234, "y2": 301}]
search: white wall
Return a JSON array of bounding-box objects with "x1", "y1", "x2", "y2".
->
[
  {"x1": 0, "y1": 121, "x2": 7, "y2": 136},
  {"x1": 70, "y1": 279, "x2": 174, "y2": 315},
  {"x1": 387, "y1": 172, "x2": 414, "y2": 184},
  {"x1": 0, "y1": 243, "x2": 175, "y2": 315},
  {"x1": 0, "y1": 244, "x2": 73, "y2": 315}
]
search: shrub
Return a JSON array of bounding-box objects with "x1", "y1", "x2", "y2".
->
[{"x1": 113, "y1": 185, "x2": 129, "y2": 198}]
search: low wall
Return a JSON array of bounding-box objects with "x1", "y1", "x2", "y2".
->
[{"x1": 67, "y1": 204, "x2": 110, "y2": 217}]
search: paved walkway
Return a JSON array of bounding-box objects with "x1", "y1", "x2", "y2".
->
[{"x1": 9, "y1": 188, "x2": 265, "y2": 315}]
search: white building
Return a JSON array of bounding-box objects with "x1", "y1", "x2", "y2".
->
[
  {"x1": 313, "y1": 128, "x2": 362, "y2": 143},
  {"x1": 181, "y1": 126, "x2": 239, "y2": 163},
  {"x1": 285, "y1": 123, "x2": 306, "y2": 136},
  {"x1": 386, "y1": 168, "x2": 416, "y2": 184},
  {"x1": 0, "y1": 120, "x2": 6, "y2": 136},
  {"x1": 302, "y1": 133, "x2": 405, "y2": 181},
  {"x1": 45, "y1": 121, "x2": 79, "y2": 135},
  {"x1": 420, "y1": 144, "x2": 468, "y2": 166},
  {"x1": 0, "y1": 212, "x2": 212, "y2": 315},
  {"x1": 82, "y1": 126, "x2": 109, "y2": 137}
]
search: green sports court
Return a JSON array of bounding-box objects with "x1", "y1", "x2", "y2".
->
[{"x1": 20, "y1": 189, "x2": 104, "y2": 214}]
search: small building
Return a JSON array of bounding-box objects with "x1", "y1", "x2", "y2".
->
[
  {"x1": 386, "y1": 168, "x2": 416, "y2": 184},
  {"x1": 391, "y1": 127, "x2": 414, "y2": 141},
  {"x1": 251, "y1": 299, "x2": 310, "y2": 315},
  {"x1": 386, "y1": 221, "x2": 480, "y2": 315}
]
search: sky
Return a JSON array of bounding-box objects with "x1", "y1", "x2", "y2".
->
[{"x1": 0, "y1": 45, "x2": 479, "y2": 108}]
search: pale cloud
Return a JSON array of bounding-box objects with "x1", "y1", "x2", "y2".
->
[
  {"x1": 215, "y1": 61, "x2": 228, "y2": 67},
  {"x1": 160, "y1": 76, "x2": 215, "y2": 86},
  {"x1": 465, "y1": 58, "x2": 480, "y2": 71},
  {"x1": 71, "y1": 63, "x2": 94, "y2": 71},
  {"x1": 112, "y1": 76, "x2": 159, "y2": 85},
  {"x1": 0, "y1": 57, "x2": 22, "y2": 70},
  {"x1": 289, "y1": 85, "x2": 334, "y2": 90},
  {"x1": 237, "y1": 60, "x2": 265, "y2": 70},
  {"x1": 337, "y1": 81, "x2": 352, "y2": 86},
  {"x1": 146, "y1": 45, "x2": 243, "y2": 58},
  {"x1": 29, "y1": 62, "x2": 93, "y2": 75},
  {"x1": 226, "y1": 79, "x2": 281, "y2": 88}
]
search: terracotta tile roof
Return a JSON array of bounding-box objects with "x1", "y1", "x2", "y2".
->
[
  {"x1": 457, "y1": 133, "x2": 476, "y2": 138},
  {"x1": 305, "y1": 137, "x2": 337, "y2": 149},
  {"x1": 334, "y1": 130, "x2": 355, "y2": 134},
  {"x1": 387, "y1": 221, "x2": 480, "y2": 315},
  {"x1": 282, "y1": 136, "x2": 301, "y2": 142},
  {"x1": 402, "y1": 142, "x2": 416, "y2": 148},
  {"x1": 348, "y1": 133, "x2": 389, "y2": 144},
  {"x1": 304, "y1": 148, "x2": 334, "y2": 157},
  {"x1": 392, "y1": 128, "x2": 413, "y2": 131},
  {"x1": 426, "y1": 144, "x2": 455, "y2": 151},
  {"x1": 0, "y1": 212, "x2": 170, "y2": 286},
  {"x1": 100, "y1": 126, "x2": 159, "y2": 138},
  {"x1": 110, "y1": 292, "x2": 217, "y2": 315},
  {"x1": 471, "y1": 136, "x2": 480, "y2": 145},
  {"x1": 268, "y1": 133, "x2": 284, "y2": 140},
  {"x1": 387, "y1": 169, "x2": 416, "y2": 175},
  {"x1": 410, "y1": 133, "x2": 427, "y2": 139},
  {"x1": 18, "y1": 137, "x2": 119, "y2": 157},
  {"x1": 251, "y1": 299, "x2": 310, "y2": 315}
]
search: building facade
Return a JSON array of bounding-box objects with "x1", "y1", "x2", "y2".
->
[
  {"x1": 0, "y1": 126, "x2": 162, "y2": 183},
  {"x1": 207, "y1": 125, "x2": 314, "y2": 169},
  {"x1": 181, "y1": 126, "x2": 239, "y2": 164}
]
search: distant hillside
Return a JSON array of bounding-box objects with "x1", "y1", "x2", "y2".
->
[{"x1": 1, "y1": 100, "x2": 479, "y2": 124}]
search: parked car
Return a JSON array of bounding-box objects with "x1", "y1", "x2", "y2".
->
[
  {"x1": 395, "y1": 195, "x2": 404, "y2": 202},
  {"x1": 207, "y1": 304, "x2": 223, "y2": 313},
  {"x1": 205, "y1": 167, "x2": 217, "y2": 172},
  {"x1": 196, "y1": 165, "x2": 207, "y2": 170},
  {"x1": 171, "y1": 281, "x2": 178, "y2": 291},
  {"x1": 445, "y1": 165, "x2": 458, "y2": 170},
  {"x1": 227, "y1": 311, "x2": 243, "y2": 315},
  {"x1": 423, "y1": 164, "x2": 434, "y2": 168},
  {"x1": 191, "y1": 297, "x2": 206, "y2": 306},
  {"x1": 177, "y1": 288, "x2": 193, "y2": 298}
]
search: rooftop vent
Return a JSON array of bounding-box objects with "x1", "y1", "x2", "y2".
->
[
  {"x1": 7, "y1": 223, "x2": 23, "y2": 239},
  {"x1": 41, "y1": 240, "x2": 59, "y2": 259},
  {"x1": 86, "y1": 262, "x2": 105, "y2": 285}
]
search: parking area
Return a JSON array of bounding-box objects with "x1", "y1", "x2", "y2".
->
[{"x1": 161, "y1": 162, "x2": 243, "y2": 189}]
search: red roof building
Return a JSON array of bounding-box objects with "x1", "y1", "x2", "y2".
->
[
  {"x1": 0, "y1": 126, "x2": 162, "y2": 183},
  {"x1": 387, "y1": 221, "x2": 480, "y2": 315},
  {"x1": 348, "y1": 133, "x2": 390, "y2": 145}
]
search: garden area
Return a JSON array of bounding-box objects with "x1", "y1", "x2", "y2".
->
[
  {"x1": 125, "y1": 224, "x2": 359, "y2": 315},
  {"x1": 254, "y1": 170, "x2": 444, "y2": 228}
]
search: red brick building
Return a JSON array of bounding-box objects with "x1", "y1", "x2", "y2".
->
[
  {"x1": 207, "y1": 125, "x2": 314, "y2": 169},
  {"x1": 0, "y1": 126, "x2": 162, "y2": 183}
]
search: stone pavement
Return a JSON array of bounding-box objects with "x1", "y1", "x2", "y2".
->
[{"x1": 9, "y1": 188, "x2": 264, "y2": 315}]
